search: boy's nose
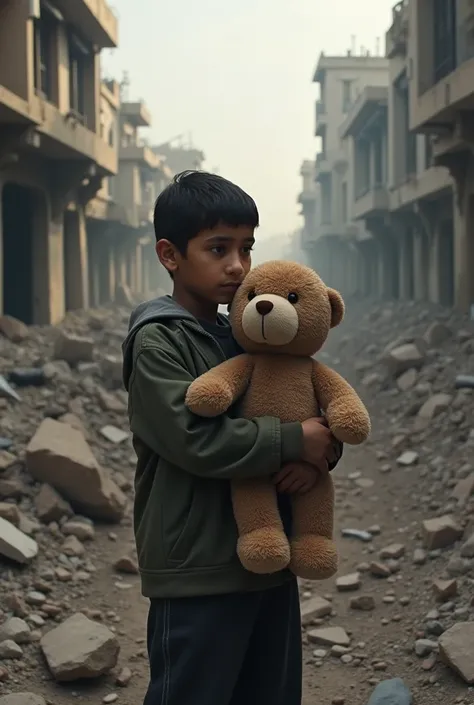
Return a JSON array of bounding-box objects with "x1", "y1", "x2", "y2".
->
[{"x1": 256, "y1": 300, "x2": 274, "y2": 316}]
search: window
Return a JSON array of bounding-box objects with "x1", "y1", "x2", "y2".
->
[
  {"x1": 68, "y1": 32, "x2": 89, "y2": 119},
  {"x1": 342, "y1": 80, "x2": 352, "y2": 112},
  {"x1": 33, "y1": 3, "x2": 57, "y2": 100},
  {"x1": 433, "y1": 0, "x2": 456, "y2": 82}
]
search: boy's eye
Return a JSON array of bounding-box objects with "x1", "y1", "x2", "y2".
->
[
  {"x1": 211, "y1": 246, "x2": 225, "y2": 254},
  {"x1": 242, "y1": 246, "x2": 254, "y2": 254}
]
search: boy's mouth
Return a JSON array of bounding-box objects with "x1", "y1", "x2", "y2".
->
[{"x1": 220, "y1": 283, "x2": 241, "y2": 291}]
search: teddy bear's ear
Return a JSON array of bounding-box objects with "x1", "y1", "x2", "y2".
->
[{"x1": 327, "y1": 288, "x2": 345, "y2": 328}]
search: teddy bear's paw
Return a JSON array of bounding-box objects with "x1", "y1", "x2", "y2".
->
[
  {"x1": 185, "y1": 379, "x2": 233, "y2": 417},
  {"x1": 289, "y1": 535, "x2": 338, "y2": 580},
  {"x1": 237, "y1": 528, "x2": 291, "y2": 575}
]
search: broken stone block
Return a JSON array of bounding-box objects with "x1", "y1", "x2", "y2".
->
[
  {"x1": 439, "y1": 622, "x2": 474, "y2": 684},
  {"x1": 40, "y1": 612, "x2": 120, "y2": 681},
  {"x1": 424, "y1": 321, "x2": 452, "y2": 347},
  {"x1": 0, "y1": 517, "x2": 38, "y2": 564},
  {"x1": 382, "y1": 343, "x2": 425, "y2": 377},
  {"x1": 379, "y1": 543, "x2": 405, "y2": 560},
  {"x1": 417, "y1": 393, "x2": 452, "y2": 423},
  {"x1": 396, "y1": 451, "x2": 419, "y2": 467},
  {"x1": 300, "y1": 595, "x2": 332, "y2": 624},
  {"x1": 0, "y1": 640, "x2": 23, "y2": 658},
  {"x1": 422, "y1": 515, "x2": 463, "y2": 550},
  {"x1": 336, "y1": 572, "x2": 361, "y2": 592},
  {"x1": 0, "y1": 315, "x2": 29, "y2": 343},
  {"x1": 113, "y1": 555, "x2": 139, "y2": 576},
  {"x1": 397, "y1": 368, "x2": 418, "y2": 391},
  {"x1": 0, "y1": 695, "x2": 47, "y2": 705},
  {"x1": 432, "y1": 578, "x2": 457, "y2": 602},
  {"x1": 100, "y1": 425, "x2": 129, "y2": 444},
  {"x1": 0, "y1": 502, "x2": 20, "y2": 526},
  {"x1": 367, "y1": 678, "x2": 413, "y2": 704},
  {"x1": 34, "y1": 484, "x2": 73, "y2": 524},
  {"x1": 53, "y1": 331, "x2": 94, "y2": 366},
  {"x1": 26, "y1": 419, "x2": 126, "y2": 522},
  {"x1": 0, "y1": 618, "x2": 31, "y2": 644},
  {"x1": 307, "y1": 626, "x2": 350, "y2": 647},
  {"x1": 350, "y1": 595, "x2": 375, "y2": 611}
]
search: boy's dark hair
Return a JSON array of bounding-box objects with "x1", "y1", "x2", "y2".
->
[{"x1": 153, "y1": 171, "x2": 259, "y2": 254}]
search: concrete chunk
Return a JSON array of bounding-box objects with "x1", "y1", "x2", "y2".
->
[
  {"x1": 40, "y1": 612, "x2": 120, "y2": 681},
  {"x1": 26, "y1": 419, "x2": 126, "y2": 522},
  {"x1": 0, "y1": 696, "x2": 46, "y2": 705},
  {"x1": 422, "y1": 515, "x2": 463, "y2": 550},
  {"x1": 439, "y1": 622, "x2": 474, "y2": 684},
  {"x1": 0, "y1": 516, "x2": 38, "y2": 564},
  {"x1": 53, "y1": 331, "x2": 94, "y2": 365}
]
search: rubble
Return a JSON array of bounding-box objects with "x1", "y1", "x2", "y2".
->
[
  {"x1": 366, "y1": 678, "x2": 412, "y2": 704},
  {"x1": 439, "y1": 622, "x2": 474, "y2": 684},
  {"x1": 0, "y1": 695, "x2": 46, "y2": 705},
  {"x1": 26, "y1": 419, "x2": 126, "y2": 522},
  {"x1": 0, "y1": 517, "x2": 38, "y2": 564},
  {"x1": 40, "y1": 613, "x2": 120, "y2": 681}
]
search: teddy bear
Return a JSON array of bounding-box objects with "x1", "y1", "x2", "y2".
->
[{"x1": 185, "y1": 260, "x2": 371, "y2": 580}]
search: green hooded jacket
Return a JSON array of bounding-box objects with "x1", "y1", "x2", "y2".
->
[{"x1": 122, "y1": 296, "x2": 304, "y2": 598}]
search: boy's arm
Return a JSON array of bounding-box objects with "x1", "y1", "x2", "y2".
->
[{"x1": 128, "y1": 325, "x2": 303, "y2": 480}]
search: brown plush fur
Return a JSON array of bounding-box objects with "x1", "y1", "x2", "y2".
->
[{"x1": 185, "y1": 261, "x2": 371, "y2": 580}]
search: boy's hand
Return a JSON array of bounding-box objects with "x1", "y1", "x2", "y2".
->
[
  {"x1": 274, "y1": 462, "x2": 321, "y2": 495},
  {"x1": 301, "y1": 417, "x2": 336, "y2": 468}
]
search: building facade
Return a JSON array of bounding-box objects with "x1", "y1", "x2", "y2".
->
[
  {"x1": 0, "y1": 0, "x2": 206, "y2": 323},
  {"x1": 0, "y1": 0, "x2": 118, "y2": 324},
  {"x1": 299, "y1": 0, "x2": 474, "y2": 314}
]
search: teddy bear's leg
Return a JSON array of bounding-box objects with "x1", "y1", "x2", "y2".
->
[
  {"x1": 289, "y1": 471, "x2": 338, "y2": 580},
  {"x1": 232, "y1": 478, "x2": 291, "y2": 574}
]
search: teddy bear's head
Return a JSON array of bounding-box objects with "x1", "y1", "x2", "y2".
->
[{"x1": 230, "y1": 260, "x2": 344, "y2": 356}]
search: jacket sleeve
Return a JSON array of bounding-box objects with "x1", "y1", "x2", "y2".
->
[{"x1": 128, "y1": 327, "x2": 303, "y2": 480}]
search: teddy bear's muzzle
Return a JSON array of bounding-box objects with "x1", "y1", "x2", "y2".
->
[{"x1": 242, "y1": 294, "x2": 299, "y2": 346}]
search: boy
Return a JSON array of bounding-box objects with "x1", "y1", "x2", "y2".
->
[{"x1": 122, "y1": 171, "x2": 343, "y2": 705}]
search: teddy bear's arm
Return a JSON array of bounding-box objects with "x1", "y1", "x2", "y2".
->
[
  {"x1": 185, "y1": 354, "x2": 255, "y2": 418},
  {"x1": 311, "y1": 360, "x2": 371, "y2": 445}
]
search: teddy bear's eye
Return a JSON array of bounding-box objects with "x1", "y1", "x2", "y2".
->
[
  {"x1": 288, "y1": 292, "x2": 299, "y2": 304},
  {"x1": 247, "y1": 290, "x2": 256, "y2": 301}
]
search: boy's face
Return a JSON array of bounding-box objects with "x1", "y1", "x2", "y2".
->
[{"x1": 157, "y1": 224, "x2": 255, "y2": 306}]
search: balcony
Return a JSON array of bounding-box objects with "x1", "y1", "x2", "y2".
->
[
  {"x1": 121, "y1": 102, "x2": 152, "y2": 128},
  {"x1": 120, "y1": 144, "x2": 161, "y2": 170},
  {"x1": 297, "y1": 189, "x2": 317, "y2": 205},
  {"x1": 52, "y1": 0, "x2": 118, "y2": 48},
  {"x1": 410, "y1": 56, "x2": 474, "y2": 132},
  {"x1": 32, "y1": 98, "x2": 118, "y2": 175},
  {"x1": 386, "y1": 0, "x2": 408, "y2": 59},
  {"x1": 340, "y1": 86, "x2": 388, "y2": 139},
  {"x1": 389, "y1": 167, "x2": 452, "y2": 210},
  {"x1": 353, "y1": 185, "x2": 389, "y2": 221},
  {"x1": 0, "y1": 85, "x2": 40, "y2": 125},
  {"x1": 315, "y1": 100, "x2": 327, "y2": 136},
  {"x1": 315, "y1": 152, "x2": 331, "y2": 181}
]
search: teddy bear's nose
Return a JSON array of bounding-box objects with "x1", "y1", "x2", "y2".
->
[{"x1": 256, "y1": 300, "x2": 274, "y2": 316}]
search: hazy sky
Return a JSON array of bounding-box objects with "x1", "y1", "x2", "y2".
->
[{"x1": 103, "y1": 0, "x2": 395, "y2": 239}]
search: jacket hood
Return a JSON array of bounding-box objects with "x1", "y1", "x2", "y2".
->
[{"x1": 121, "y1": 295, "x2": 228, "y2": 390}]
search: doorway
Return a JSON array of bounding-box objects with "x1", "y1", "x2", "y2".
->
[{"x1": 1, "y1": 183, "x2": 35, "y2": 323}]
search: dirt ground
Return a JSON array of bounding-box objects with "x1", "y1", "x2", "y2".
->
[{"x1": 2, "y1": 302, "x2": 473, "y2": 705}]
